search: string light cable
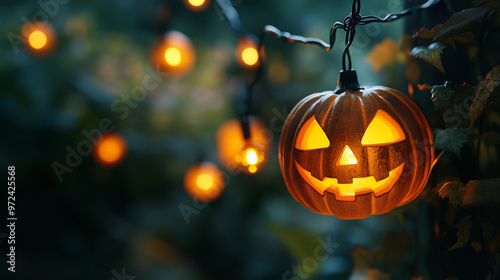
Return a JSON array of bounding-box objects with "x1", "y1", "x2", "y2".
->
[{"x1": 214, "y1": 0, "x2": 441, "y2": 172}]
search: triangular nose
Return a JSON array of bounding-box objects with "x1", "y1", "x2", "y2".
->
[{"x1": 336, "y1": 145, "x2": 358, "y2": 166}]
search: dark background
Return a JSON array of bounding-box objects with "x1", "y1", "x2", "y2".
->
[{"x1": 1, "y1": 0, "x2": 499, "y2": 279}]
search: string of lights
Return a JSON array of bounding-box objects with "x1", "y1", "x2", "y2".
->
[{"x1": 214, "y1": 0, "x2": 441, "y2": 143}]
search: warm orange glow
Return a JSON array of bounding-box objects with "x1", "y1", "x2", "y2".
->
[
  {"x1": 408, "y1": 83, "x2": 414, "y2": 99},
  {"x1": 241, "y1": 47, "x2": 259, "y2": 66},
  {"x1": 23, "y1": 22, "x2": 56, "y2": 55},
  {"x1": 165, "y1": 47, "x2": 182, "y2": 66},
  {"x1": 295, "y1": 161, "x2": 405, "y2": 201},
  {"x1": 183, "y1": 0, "x2": 209, "y2": 11},
  {"x1": 235, "y1": 37, "x2": 261, "y2": 68},
  {"x1": 94, "y1": 134, "x2": 127, "y2": 167},
  {"x1": 28, "y1": 30, "x2": 47, "y2": 49},
  {"x1": 216, "y1": 118, "x2": 271, "y2": 171},
  {"x1": 188, "y1": 0, "x2": 205, "y2": 6},
  {"x1": 295, "y1": 116, "x2": 330, "y2": 150},
  {"x1": 361, "y1": 110, "x2": 406, "y2": 146},
  {"x1": 184, "y1": 163, "x2": 225, "y2": 202},
  {"x1": 245, "y1": 148, "x2": 258, "y2": 165},
  {"x1": 337, "y1": 145, "x2": 358, "y2": 166},
  {"x1": 235, "y1": 142, "x2": 266, "y2": 175},
  {"x1": 151, "y1": 31, "x2": 195, "y2": 76},
  {"x1": 196, "y1": 173, "x2": 214, "y2": 190}
]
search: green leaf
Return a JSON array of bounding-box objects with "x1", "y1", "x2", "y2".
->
[
  {"x1": 431, "y1": 85, "x2": 455, "y2": 111},
  {"x1": 449, "y1": 215, "x2": 472, "y2": 251},
  {"x1": 431, "y1": 83, "x2": 476, "y2": 128},
  {"x1": 473, "y1": 0, "x2": 500, "y2": 29},
  {"x1": 411, "y1": 43, "x2": 447, "y2": 73},
  {"x1": 414, "y1": 24, "x2": 477, "y2": 49},
  {"x1": 439, "y1": 181, "x2": 466, "y2": 206},
  {"x1": 462, "y1": 178, "x2": 500, "y2": 206},
  {"x1": 470, "y1": 66, "x2": 500, "y2": 128},
  {"x1": 435, "y1": 7, "x2": 491, "y2": 40},
  {"x1": 433, "y1": 128, "x2": 474, "y2": 157}
]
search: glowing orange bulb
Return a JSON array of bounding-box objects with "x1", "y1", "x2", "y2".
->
[
  {"x1": 165, "y1": 47, "x2": 182, "y2": 66},
  {"x1": 28, "y1": 30, "x2": 47, "y2": 49},
  {"x1": 196, "y1": 173, "x2": 214, "y2": 190},
  {"x1": 94, "y1": 134, "x2": 127, "y2": 167},
  {"x1": 241, "y1": 47, "x2": 259, "y2": 66},
  {"x1": 244, "y1": 148, "x2": 258, "y2": 165},
  {"x1": 188, "y1": 0, "x2": 205, "y2": 7},
  {"x1": 235, "y1": 37, "x2": 261, "y2": 68},
  {"x1": 184, "y1": 162, "x2": 225, "y2": 202},
  {"x1": 236, "y1": 142, "x2": 265, "y2": 175},
  {"x1": 151, "y1": 31, "x2": 195, "y2": 76}
]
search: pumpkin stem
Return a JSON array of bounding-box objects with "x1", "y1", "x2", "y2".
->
[{"x1": 337, "y1": 70, "x2": 363, "y2": 92}]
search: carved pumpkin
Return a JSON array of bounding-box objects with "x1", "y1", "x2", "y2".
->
[
  {"x1": 279, "y1": 70, "x2": 434, "y2": 219},
  {"x1": 184, "y1": 162, "x2": 225, "y2": 202}
]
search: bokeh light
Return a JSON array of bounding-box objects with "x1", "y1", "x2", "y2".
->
[
  {"x1": 151, "y1": 31, "x2": 196, "y2": 77},
  {"x1": 184, "y1": 0, "x2": 210, "y2": 12},
  {"x1": 241, "y1": 47, "x2": 259, "y2": 66},
  {"x1": 216, "y1": 118, "x2": 271, "y2": 171},
  {"x1": 165, "y1": 47, "x2": 182, "y2": 66},
  {"x1": 236, "y1": 36, "x2": 261, "y2": 68},
  {"x1": 184, "y1": 162, "x2": 225, "y2": 202},
  {"x1": 235, "y1": 141, "x2": 266, "y2": 174},
  {"x1": 23, "y1": 22, "x2": 56, "y2": 55},
  {"x1": 28, "y1": 30, "x2": 47, "y2": 49},
  {"x1": 94, "y1": 134, "x2": 127, "y2": 167}
]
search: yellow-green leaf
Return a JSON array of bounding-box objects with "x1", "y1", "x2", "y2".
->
[
  {"x1": 462, "y1": 178, "x2": 500, "y2": 206},
  {"x1": 470, "y1": 65, "x2": 500, "y2": 128},
  {"x1": 449, "y1": 215, "x2": 472, "y2": 251},
  {"x1": 439, "y1": 181, "x2": 466, "y2": 206},
  {"x1": 411, "y1": 43, "x2": 447, "y2": 73},
  {"x1": 435, "y1": 7, "x2": 491, "y2": 39},
  {"x1": 414, "y1": 24, "x2": 477, "y2": 49},
  {"x1": 433, "y1": 128, "x2": 474, "y2": 157}
]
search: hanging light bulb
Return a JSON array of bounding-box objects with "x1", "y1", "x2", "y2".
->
[
  {"x1": 216, "y1": 118, "x2": 271, "y2": 171},
  {"x1": 235, "y1": 36, "x2": 261, "y2": 68},
  {"x1": 184, "y1": 0, "x2": 210, "y2": 12},
  {"x1": 23, "y1": 22, "x2": 56, "y2": 56},
  {"x1": 93, "y1": 133, "x2": 127, "y2": 167},
  {"x1": 184, "y1": 162, "x2": 225, "y2": 202},
  {"x1": 235, "y1": 140, "x2": 266, "y2": 174},
  {"x1": 150, "y1": 30, "x2": 196, "y2": 77}
]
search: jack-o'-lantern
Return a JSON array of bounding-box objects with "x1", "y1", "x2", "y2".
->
[
  {"x1": 184, "y1": 162, "x2": 225, "y2": 202},
  {"x1": 279, "y1": 70, "x2": 434, "y2": 219}
]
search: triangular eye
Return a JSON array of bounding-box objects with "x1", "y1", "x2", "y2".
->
[
  {"x1": 361, "y1": 110, "x2": 406, "y2": 146},
  {"x1": 295, "y1": 116, "x2": 330, "y2": 150}
]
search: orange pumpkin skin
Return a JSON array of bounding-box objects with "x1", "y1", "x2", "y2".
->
[{"x1": 279, "y1": 86, "x2": 434, "y2": 219}]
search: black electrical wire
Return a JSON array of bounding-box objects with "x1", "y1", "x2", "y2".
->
[{"x1": 214, "y1": 0, "x2": 441, "y2": 139}]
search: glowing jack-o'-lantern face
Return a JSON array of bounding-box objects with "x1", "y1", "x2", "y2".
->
[
  {"x1": 279, "y1": 85, "x2": 434, "y2": 219},
  {"x1": 294, "y1": 110, "x2": 406, "y2": 201}
]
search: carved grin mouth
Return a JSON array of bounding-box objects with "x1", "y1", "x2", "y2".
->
[{"x1": 294, "y1": 161, "x2": 405, "y2": 201}]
